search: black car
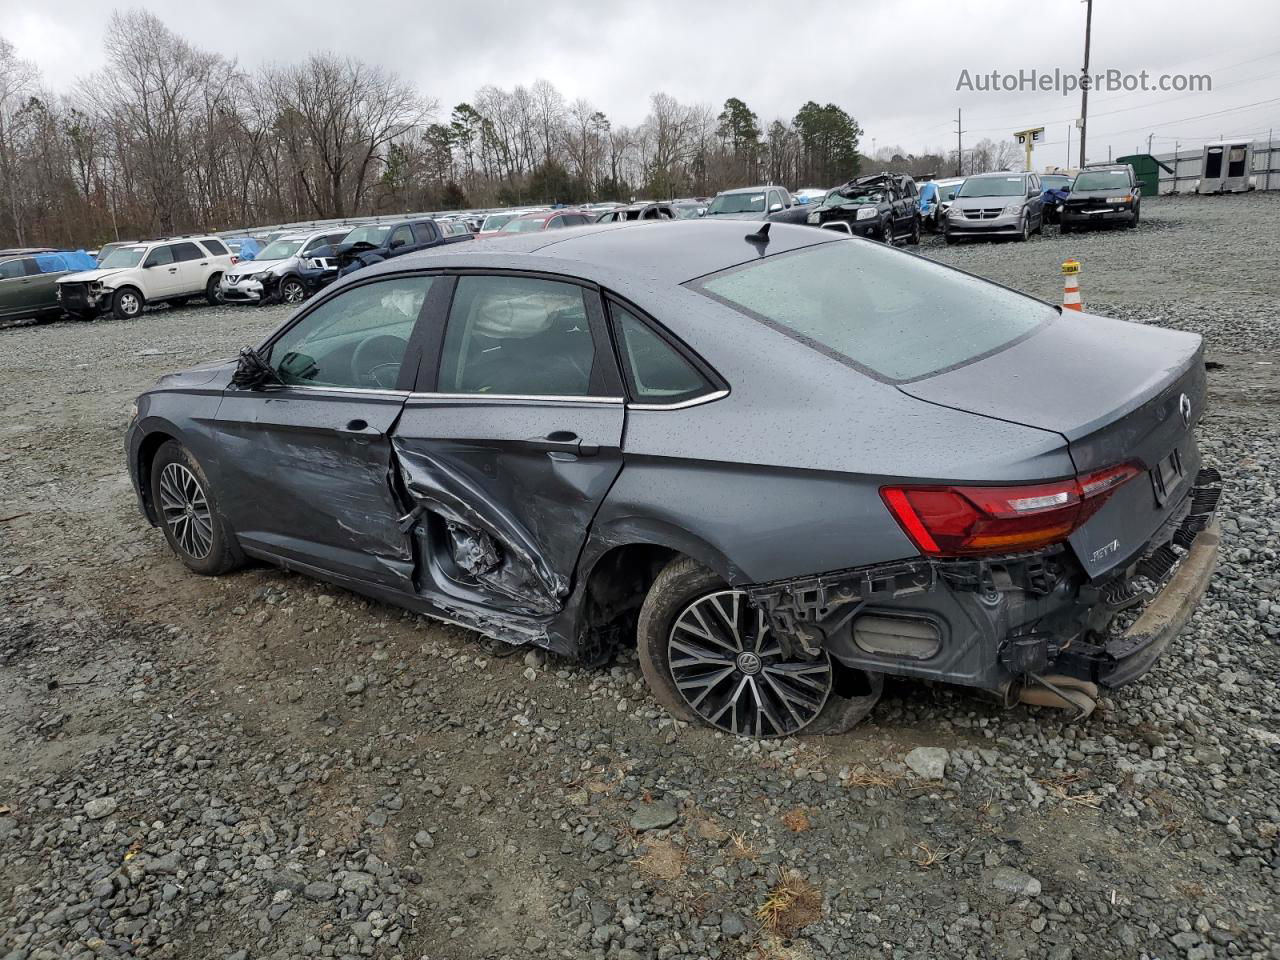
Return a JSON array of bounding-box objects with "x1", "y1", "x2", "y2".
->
[
  {"x1": 335, "y1": 219, "x2": 472, "y2": 277},
  {"x1": 127, "y1": 221, "x2": 1219, "y2": 738},
  {"x1": 806, "y1": 173, "x2": 921, "y2": 244},
  {"x1": 1060, "y1": 165, "x2": 1141, "y2": 232}
]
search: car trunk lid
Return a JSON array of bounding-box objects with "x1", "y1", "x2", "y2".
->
[{"x1": 898, "y1": 313, "x2": 1206, "y2": 577}]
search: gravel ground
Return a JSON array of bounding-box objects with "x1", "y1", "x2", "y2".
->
[{"x1": 1, "y1": 192, "x2": 1277, "y2": 960}]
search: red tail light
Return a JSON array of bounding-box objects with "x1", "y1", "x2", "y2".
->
[
  {"x1": 880, "y1": 463, "x2": 1140, "y2": 557},
  {"x1": 230, "y1": 255, "x2": 240, "y2": 265}
]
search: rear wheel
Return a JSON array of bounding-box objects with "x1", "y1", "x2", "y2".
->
[
  {"x1": 636, "y1": 557, "x2": 882, "y2": 738},
  {"x1": 149, "y1": 440, "x2": 244, "y2": 576},
  {"x1": 112, "y1": 287, "x2": 143, "y2": 320},
  {"x1": 205, "y1": 274, "x2": 223, "y2": 305},
  {"x1": 907, "y1": 217, "x2": 921, "y2": 245}
]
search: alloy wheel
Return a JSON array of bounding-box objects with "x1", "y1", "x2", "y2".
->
[
  {"x1": 667, "y1": 589, "x2": 832, "y2": 737},
  {"x1": 119, "y1": 292, "x2": 140, "y2": 316},
  {"x1": 158, "y1": 462, "x2": 213, "y2": 560},
  {"x1": 282, "y1": 280, "x2": 305, "y2": 304}
]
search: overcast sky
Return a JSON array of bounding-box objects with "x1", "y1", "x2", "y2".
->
[{"x1": 6, "y1": 0, "x2": 1280, "y2": 167}]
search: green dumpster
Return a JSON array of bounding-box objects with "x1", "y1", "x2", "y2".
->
[{"x1": 1116, "y1": 154, "x2": 1168, "y2": 197}]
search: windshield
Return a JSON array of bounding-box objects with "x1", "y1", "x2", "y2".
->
[
  {"x1": 828, "y1": 185, "x2": 884, "y2": 205},
  {"x1": 98, "y1": 246, "x2": 146, "y2": 269},
  {"x1": 938, "y1": 183, "x2": 963, "y2": 201},
  {"x1": 1072, "y1": 171, "x2": 1129, "y2": 190},
  {"x1": 256, "y1": 239, "x2": 305, "y2": 261},
  {"x1": 1041, "y1": 176, "x2": 1072, "y2": 190},
  {"x1": 693, "y1": 241, "x2": 1052, "y2": 382},
  {"x1": 957, "y1": 177, "x2": 1026, "y2": 198},
  {"x1": 342, "y1": 225, "x2": 392, "y2": 246},
  {"x1": 707, "y1": 192, "x2": 765, "y2": 215},
  {"x1": 481, "y1": 213, "x2": 517, "y2": 231},
  {"x1": 499, "y1": 217, "x2": 548, "y2": 233},
  {"x1": 673, "y1": 205, "x2": 703, "y2": 219}
]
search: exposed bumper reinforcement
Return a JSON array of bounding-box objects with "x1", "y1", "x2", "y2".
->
[{"x1": 1101, "y1": 519, "x2": 1220, "y2": 687}]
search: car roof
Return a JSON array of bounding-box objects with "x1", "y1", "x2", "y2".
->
[
  {"x1": 969, "y1": 171, "x2": 1029, "y2": 179},
  {"x1": 718, "y1": 185, "x2": 777, "y2": 195},
  {"x1": 359, "y1": 220, "x2": 841, "y2": 288}
]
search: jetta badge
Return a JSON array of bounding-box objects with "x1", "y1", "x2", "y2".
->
[{"x1": 1178, "y1": 393, "x2": 1192, "y2": 427}]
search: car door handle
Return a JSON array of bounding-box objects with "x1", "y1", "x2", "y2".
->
[
  {"x1": 528, "y1": 431, "x2": 599, "y2": 456},
  {"x1": 167, "y1": 267, "x2": 177, "y2": 273}
]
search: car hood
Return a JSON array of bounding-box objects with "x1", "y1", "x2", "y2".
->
[
  {"x1": 1066, "y1": 188, "x2": 1130, "y2": 200},
  {"x1": 228, "y1": 259, "x2": 287, "y2": 276},
  {"x1": 152, "y1": 357, "x2": 237, "y2": 391},
  {"x1": 60, "y1": 268, "x2": 131, "y2": 284},
  {"x1": 949, "y1": 196, "x2": 1018, "y2": 210}
]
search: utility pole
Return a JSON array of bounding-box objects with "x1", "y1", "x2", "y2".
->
[
  {"x1": 954, "y1": 109, "x2": 963, "y2": 176},
  {"x1": 1078, "y1": 0, "x2": 1093, "y2": 168},
  {"x1": 1067, "y1": 125, "x2": 1072, "y2": 169},
  {"x1": 1147, "y1": 133, "x2": 1154, "y2": 154}
]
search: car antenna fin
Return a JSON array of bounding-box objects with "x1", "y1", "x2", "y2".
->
[{"x1": 744, "y1": 222, "x2": 770, "y2": 249}]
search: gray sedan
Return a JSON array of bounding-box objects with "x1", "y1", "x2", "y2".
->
[{"x1": 126, "y1": 221, "x2": 1221, "y2": 737}]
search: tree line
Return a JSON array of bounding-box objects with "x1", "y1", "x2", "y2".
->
[{"x1": 0, "y1": 11, "x2": 864, "y2": 249}]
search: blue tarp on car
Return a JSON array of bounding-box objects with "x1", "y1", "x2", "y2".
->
[
  {"x1": 226, "y1": 236, "x2": 262, "y2": 260},
  {"x1": 33, "y1": 250, "x2": 97, "y2": 274}
]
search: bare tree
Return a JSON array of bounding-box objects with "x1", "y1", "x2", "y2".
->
[
  {"x1": 0, "y1": 35, "x2": 39, "y2": 243},
  {"x1": 265, "y1": 52, "x2": 434, "y2": 218}
]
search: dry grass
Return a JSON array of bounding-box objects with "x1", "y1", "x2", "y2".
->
[
  {"x1": 912, "y1": 840, "x2": 963, "y2": 868},
  {"x1": 1038, "y1": 773, "x2": 1104, "y2": 808},
  {"x1": 757, "y1": 872, "x2": 823, "y2": 935},
  {"x1": 841, "y1": 766, "x2": 902, "y2": 789},
  {"x1": 726, "y1": 831, "x2": 758, "y2": 860},
  {"x1": 780, "y1": 807, "x2": 811, "y2": 832},
  {"x1": 631, "y1": 839, "x2": 687, "y2": 881}
]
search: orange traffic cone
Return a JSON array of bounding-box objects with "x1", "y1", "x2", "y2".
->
[{"x1": 1062, "y1": 259, "x2": 1082, "y2": 312}]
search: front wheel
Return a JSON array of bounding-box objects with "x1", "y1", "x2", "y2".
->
[
  {"x1": 636, "y1": 557, "x2": 882, "y2": 738},
  {"x1": 1128, "y1": 205, "x2": 1140, "y2": 228},
  {"x1": 149, "y1": 440, "x2": 244, "y2": 576},
  {"x1": 112, "y1": 287, "x2": 144, "y2": 320},
  {"x1": 1017, "y1": 214, "x2": 1030, "y2": 242},
  {"x1": 907, "y1": 218, "x2": 921, "y2": 245},
  {"x1": 279, "y1": 277, "x2": 306, "y2": 304}
]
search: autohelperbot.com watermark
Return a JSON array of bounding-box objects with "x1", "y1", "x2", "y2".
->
[{"x1": 956, "y1": 68, "x2": 1212, "y2": 97}]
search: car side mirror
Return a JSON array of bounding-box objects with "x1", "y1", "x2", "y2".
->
[
  {"x1": 230, "y1": 346, "x2": 284, "y2": 390},
  {"x1": 769, "y1": 203, "x2": 782, "y2": 212},
  {"x1": 390, "y1": 238, "x2": 406, "y2": 249}
]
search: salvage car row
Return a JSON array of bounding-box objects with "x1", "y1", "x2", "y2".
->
[{"x1": 1, "y1": 163, "x2": 1144, "y2": 326}]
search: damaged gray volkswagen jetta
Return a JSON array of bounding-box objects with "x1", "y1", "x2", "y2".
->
[{"x1": 126, "y1": 220, "x2": 1222, "y2": 737}]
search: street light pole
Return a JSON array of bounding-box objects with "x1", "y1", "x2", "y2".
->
[{"x1": 1078, "y1": 0, "x2": 1093, "y2": 168}]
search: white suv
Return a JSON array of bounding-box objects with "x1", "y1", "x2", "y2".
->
[{"x1": 57, "y1": 236, "x2": 235, "y2": 320}]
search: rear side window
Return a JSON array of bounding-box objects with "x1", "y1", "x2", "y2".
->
[
  {"x1": 438, "y1": 276, "x2": 598, "y2": 397},
  {"x1": 172, "y1": 242, "x2": 204, "y2": 262},
  {"x1": 692, "y1": 241, "x2": 1053, "y2": 383},
  {"x1": 609, "y1": 302, "x2": 714, "y2": 405},
  {"x1": 200, "y1": 238, "x2": 229, "y2": 256},
  {"x1": 412, "y1": 222, "x2": 438, "y2": 244},
  {"x1": 0, "y1": 259, "x2": 26, "y2": 280}
]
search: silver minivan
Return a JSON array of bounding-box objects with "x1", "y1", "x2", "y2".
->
[{"x1": 944, "y1": 172, "x2": 1044, "y2": 243}]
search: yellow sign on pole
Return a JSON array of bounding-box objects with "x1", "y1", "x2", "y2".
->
[{"x1": 1013, "y1": 127, "x2": 1046, "y2": 171}]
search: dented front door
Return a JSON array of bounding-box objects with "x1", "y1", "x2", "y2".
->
[{"x1": 393, "y1": 273, "x2": 626, "y2": 615}]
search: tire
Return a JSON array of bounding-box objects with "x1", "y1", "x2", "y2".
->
[
  {"x1": 1017, "y1": 214, "x2": 1030, "y2": 242},
  {"x1": 149, "y1": 440, "x2": 244, "y2": 576},
  {"x1": 112, "y1": 287, "x2": 144, "y2": 320},
  {"x1": 205, "y1": 274, "x2": 223, "y2": 305},
  {"x1": 279, "y1": 276, "x2": 306, "y2": 305},
  {"x1": 907, "y1": 217, "x2": 921, "y2": 245},
  {"x1": 881, "y1": 221, "x2": 895, "y2": 245},
  {"x1": 636, "y1": 556, "x2": 882, "y2": 738},
  {"x1": 1128, "y1": 205, "x2": 1140, "y2": 228}
]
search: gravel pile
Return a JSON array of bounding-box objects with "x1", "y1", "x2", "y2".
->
[{"x1": 1, "y1": 193, "x2": 1278, "y2": 959}]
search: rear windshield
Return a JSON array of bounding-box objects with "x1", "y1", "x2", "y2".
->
[{"x1": 691, "y1": 241, "x2": 1053, "y2": 382}]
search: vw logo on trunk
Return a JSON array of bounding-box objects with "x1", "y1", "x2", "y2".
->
[{"x1": 1178, "y1": 393, "x2": 1192, "y2": 427}]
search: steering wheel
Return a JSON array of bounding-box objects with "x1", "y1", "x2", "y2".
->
[{"x1": 350, "y1": 335, "x2": 408, "y2": 390}]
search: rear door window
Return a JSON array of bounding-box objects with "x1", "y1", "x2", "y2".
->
[
  {"x1": 172, "y1": 242, "x2": 204, "y2": 262},
  {"x1": 411, "y1": 222, "x2": 439, "y2": 244},
  {"x1": 437, "y1": 276, "x2": 601, "y2": 396},
  {"x1": 0, "y1": 259, "x2": 26, "y2": 280},
  {"x1": 609, "y1": 301, "x2": 715, "y2": 405},
  {"x1": 389, "y1": 224, "x2": 415, "y2": 249},
  {"x1": 691, "y1": 241, "x2": 1053, "y2": 383}
]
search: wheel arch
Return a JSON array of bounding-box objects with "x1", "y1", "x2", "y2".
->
[{"x1": 135, "y1": 424, "x2": 182, "y2": 524}]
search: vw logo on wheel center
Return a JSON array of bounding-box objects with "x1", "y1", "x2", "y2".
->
[{"x1": 735, "y1": 651, "x2": 763, "y2": 675}]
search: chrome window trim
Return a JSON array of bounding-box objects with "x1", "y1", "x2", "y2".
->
[
  {"x1": 626, "y1": 389, "x2": 729, "y2": 411},
  {"x1": 255, "y1": 384, "x2": 410, "y2": 398},
  {"x1": 407, "y1": 392, "x2": 624, "y2": 404}
]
